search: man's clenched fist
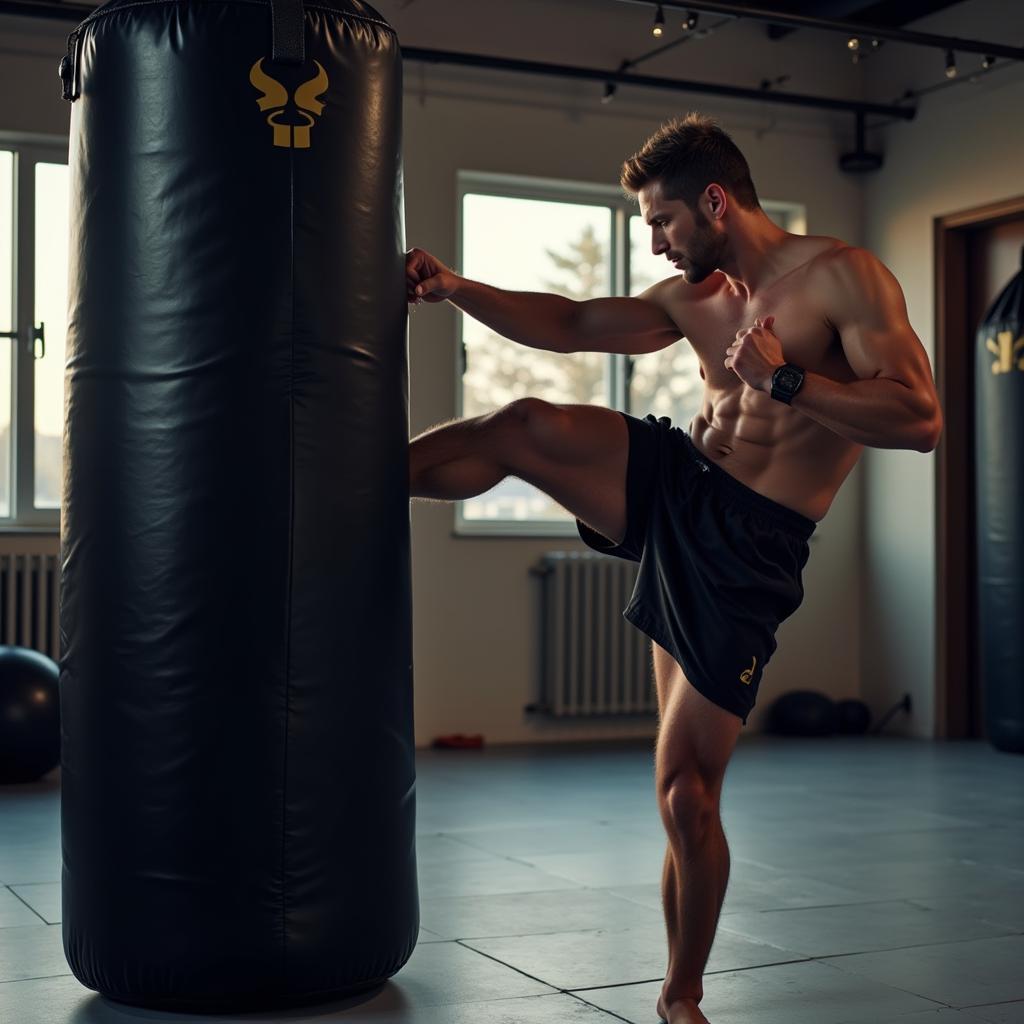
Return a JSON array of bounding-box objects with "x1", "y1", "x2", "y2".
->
[{"x1": 405, "y1": 248, "x2": 459, "y2": 305}]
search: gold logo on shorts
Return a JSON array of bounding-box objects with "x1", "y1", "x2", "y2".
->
[{"x1": 739, "y1": 656, "x2": 757, "y2": 685}]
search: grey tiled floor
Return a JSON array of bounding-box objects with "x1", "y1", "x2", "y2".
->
[{"x1": 1, "y1": 736, "x2": 1023, "y2": 1023}]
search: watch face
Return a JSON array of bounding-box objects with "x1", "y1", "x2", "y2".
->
[{"x1": 777, "y1": 368, "x2": 801, "y2": 390}]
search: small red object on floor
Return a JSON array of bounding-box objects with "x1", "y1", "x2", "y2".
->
[{"x1": 432, "y1": 733, "x2": 485, "y2": 749}]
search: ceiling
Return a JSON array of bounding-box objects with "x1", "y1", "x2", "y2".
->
[
  {"x1": 754, "y1": 0, "x2": 966, "y2": 38},
  {"x1": 3, "y1": 0, "x2": 1021, "y2": 126},
  {"x1": 0, "y1": 0, "x2": 974, "y2": 28}
]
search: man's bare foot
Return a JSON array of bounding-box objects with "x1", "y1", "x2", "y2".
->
[{"x1": 656, "y1": 991, "x2": 710, "y2": 1023}]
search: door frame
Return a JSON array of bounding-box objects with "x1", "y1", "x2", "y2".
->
[{"x1": 933, "y1": 194, "x2": 1024, "y2": 738}]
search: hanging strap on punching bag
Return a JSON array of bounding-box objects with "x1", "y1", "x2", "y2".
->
[
  {"x1": 59, "y1": 0, "x2": 306, "y2": 101},
  {"x1": 270, "y1": 0, "x2": 306, "y2": 65},
  {"x1": 58, "y1": 30, "x2": 81, "y2": 101}
]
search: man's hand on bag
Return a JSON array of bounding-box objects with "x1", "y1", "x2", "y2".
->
[{"x1": 405, "y1": 248, "x2": 460, "y2": 305}]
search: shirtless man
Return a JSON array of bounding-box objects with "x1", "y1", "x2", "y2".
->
[{"x1": 404, "y1": 113, "x2": 943, "y2": 1024}]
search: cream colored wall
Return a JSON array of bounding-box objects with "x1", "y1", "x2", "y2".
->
[
  {"x1": 1, "y1": 8, "x2": 866, "y2": 747},
  {"x1": 861, "y1": 63, "x2": 1024, "y2": 739}
]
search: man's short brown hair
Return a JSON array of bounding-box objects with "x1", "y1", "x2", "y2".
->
[{"x1": 620, "y1": 112, "x2": 760, "y2": 211}]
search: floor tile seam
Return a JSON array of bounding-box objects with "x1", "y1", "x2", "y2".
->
[
  {"x1": 0, "y1": 971, "x2": 73, "y2": 986},
  {"x1": 4, "y1": 886, "x2": 51, "y2": 927},
  {"x1": 431, "y1": 921, "x2": 662, "y2": 941},
  {"x1": 813, "y1": 929, "x2": 1024, "y2": 959},
  {"x1": 688, "y1": 954, "x2": 827, "y2": 990},
  {"x1": 793, "y1": 872, "x2": 1020, "y2": 893},
  {"x1": 528, "y1": 943, "x2": 978, "y2": 993},
  {"x1": 419, "y1": 876, "x2": 626, "y2": 901},
  {"x1": 568, "y1": 977, "x2": 668, "y2": 993},
  {"x1": 420, "y1": 850, "x2": 543, "y2": 865},
  {"x1": 724, "y1": 915, "x2": 1024, "y2": 939},
  {"x1": 434, "y1": 835, "x2": 547, "y2": 857},
  {"x1": 434, "y1": 842, "x2": 661, "y2": 858},
  {"x1": 565, "y1": 956, "x2": 816, "y2": 992},
  {"x1": 418, "y1": 885, "x2": 603, "y2": 905},
  {"x1": 421, "y1": 879, "x2": 591, "y2": 897},
  {"x1": 727, "y1": 898, "x2": 930, "y2": 916},
  {"x1": 746, "y1": 927, "x2": 1023, "y2": 961},
  {"x1": 564, "y1": 990, "x2": 640, "y2": 1023},
  {"x1": 814, "y1": 960, "x2": 973, "y2": 1011},
  {"x1": 452, "y1": 938, "x2": 562, "y2": 991},
  {"x1": 809, "y1": 826, "x2": 993, "y2": 837},
  {"x1": 960, "y1": 997, "x2": 1024, "y2": 1010},
  {"x1": 600, "y1": 891, "x2": 664, "y2": 912},
  {"x1": 492, "y1": 859, "x2": 600, "y2": 882}
]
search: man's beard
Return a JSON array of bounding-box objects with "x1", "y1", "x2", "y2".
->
[{"x1": 680, "y1": 210, "x2": 727, "y2": 284}]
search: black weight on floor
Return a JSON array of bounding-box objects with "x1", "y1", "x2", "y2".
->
[
  {"x1": 767, "y1": 690, "x2": 838, "y2": 737},
  {"x1": 835, "y1": 698, "x2": 872, "y2": 736},
  {"x1": 58, "y1": 0, "x2": 417, "y2": 1010}
]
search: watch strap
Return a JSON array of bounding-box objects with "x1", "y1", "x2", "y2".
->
[{"x1": 771, "y1": 363, "x2": 805, "y2": 405}]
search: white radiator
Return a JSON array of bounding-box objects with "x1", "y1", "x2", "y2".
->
[
  {"x1": 529, "y1": 551, "x2": 657, "y2": 718},
  {"x1": 1, "y1": 553, "x2": 60, "y2": 662}
]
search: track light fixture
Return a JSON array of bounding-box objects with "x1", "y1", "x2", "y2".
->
[
  {"x1": 652, "y1": 3, "x2": 665, "y2": 37},
  {"x1": 847, "y1": 35, "x2": 882, "y2": 64},
  {"x1": 682, "y1": 10, "x2": 698, "y2": 31},
  {"x1": 602, "y1": 81, "x2": 617, "y2": 103},
  {"x1": 982, "y1": 54, "x2": 995, "y2": 69},
  {"x1": 945, "y1": 49, "x2": 957, "y2": 78}
]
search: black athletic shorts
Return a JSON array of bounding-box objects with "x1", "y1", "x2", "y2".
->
[{"x1": 575, "y1": 412, "x2": 817, "y2": 725}]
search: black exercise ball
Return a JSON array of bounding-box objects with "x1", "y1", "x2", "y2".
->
[
  {"x1": 0, "y1": 645, "x2": 60, "y2": 784},
  {"x1": 836, "y1": 698, "x2": 872, "y2": 735},
  {"x1": 767, "y1": 690, "x2": 838, "y2": 737}
]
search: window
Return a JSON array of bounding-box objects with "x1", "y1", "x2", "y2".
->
[
  {"x1": 455, "y1": 170, "x2": 805, "y2": 536},
  {"x1": 0, "y1": 137, "x2": 69, "y2": 530}
]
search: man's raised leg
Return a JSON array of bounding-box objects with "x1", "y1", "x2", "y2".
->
[
  {"x1": 409, "y1": 408, "x2": 508, "y2": 502},
  {"x1": 408, "y1": 398, "x2": 632, "y2": 550}
]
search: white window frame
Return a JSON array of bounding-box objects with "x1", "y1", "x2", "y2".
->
[
  {"x1": 0, "y1": 130, "x2": 69, "y2": 534},
  {"x1": 453, "y1": 169, "x2": 805, "y2": 538}
]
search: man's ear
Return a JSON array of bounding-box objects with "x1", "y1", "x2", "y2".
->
[{"x1": 704, "y1": 183, "x2": 728, "y2": 221}]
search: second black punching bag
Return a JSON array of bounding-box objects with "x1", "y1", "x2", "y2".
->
[
  {"x1": 59, "y1": 0, "x2": 417, "y2": 1011},
  {"x1": 975, "y1": 246, "x2": 1024, "y2": 754}
]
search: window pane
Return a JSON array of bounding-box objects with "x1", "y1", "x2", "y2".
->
[
  {"x1": 461, "y1": 194, "x2": 610, "y2": 524},
  {"x1": 628, "y1": 214, "x2": 702, "y2": 430},
  {"x1": 765, "y1": 202, "x2": 806, "y2": 234},
  {"x1": 0, "y1": 152, "x2": 13, "y2": 517},
  {"x1": 34, "y1": 162, "x2": 68, "y2": 509}
]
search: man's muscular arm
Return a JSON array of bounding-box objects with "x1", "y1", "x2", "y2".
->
[
  {"x1": 786, "y1": 249, "x2": 942, "y2": 452},
  {"x1": 726, "y1": 252, "x2": 942, "y2": 451},
  {"x1": 785, "y1": 374, "x2": 940, "y2": 452},
  {"x1": 406, "y1": 247, "x2": 681, "y2": 356}
]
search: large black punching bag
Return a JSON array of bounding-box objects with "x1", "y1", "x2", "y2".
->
[
  {"x1": 58, "y1": 0, "x2": 417, "y2": 1011},
  {"x1": 975, "y1": 246, "x2": 1024, "y2": 754}
]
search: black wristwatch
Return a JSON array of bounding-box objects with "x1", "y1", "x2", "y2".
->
[{"x1": 770, "y1": 363, "x2": 805, "y2": 405}]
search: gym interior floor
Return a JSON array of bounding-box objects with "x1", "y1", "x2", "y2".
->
[{"x1": 0, "y1": 735, "x2": 1022, "y2": 1023}]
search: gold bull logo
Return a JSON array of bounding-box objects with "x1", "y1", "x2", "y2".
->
[
  {"x1": 739, "y1": 655, "x2": 757, "y2": 685},
  {"x1": 986, "y1": 330, "x2": 1024, "y2": 375},
  {"x1": 249, "y1": 58, "x2": 329, "y2": 149}
]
